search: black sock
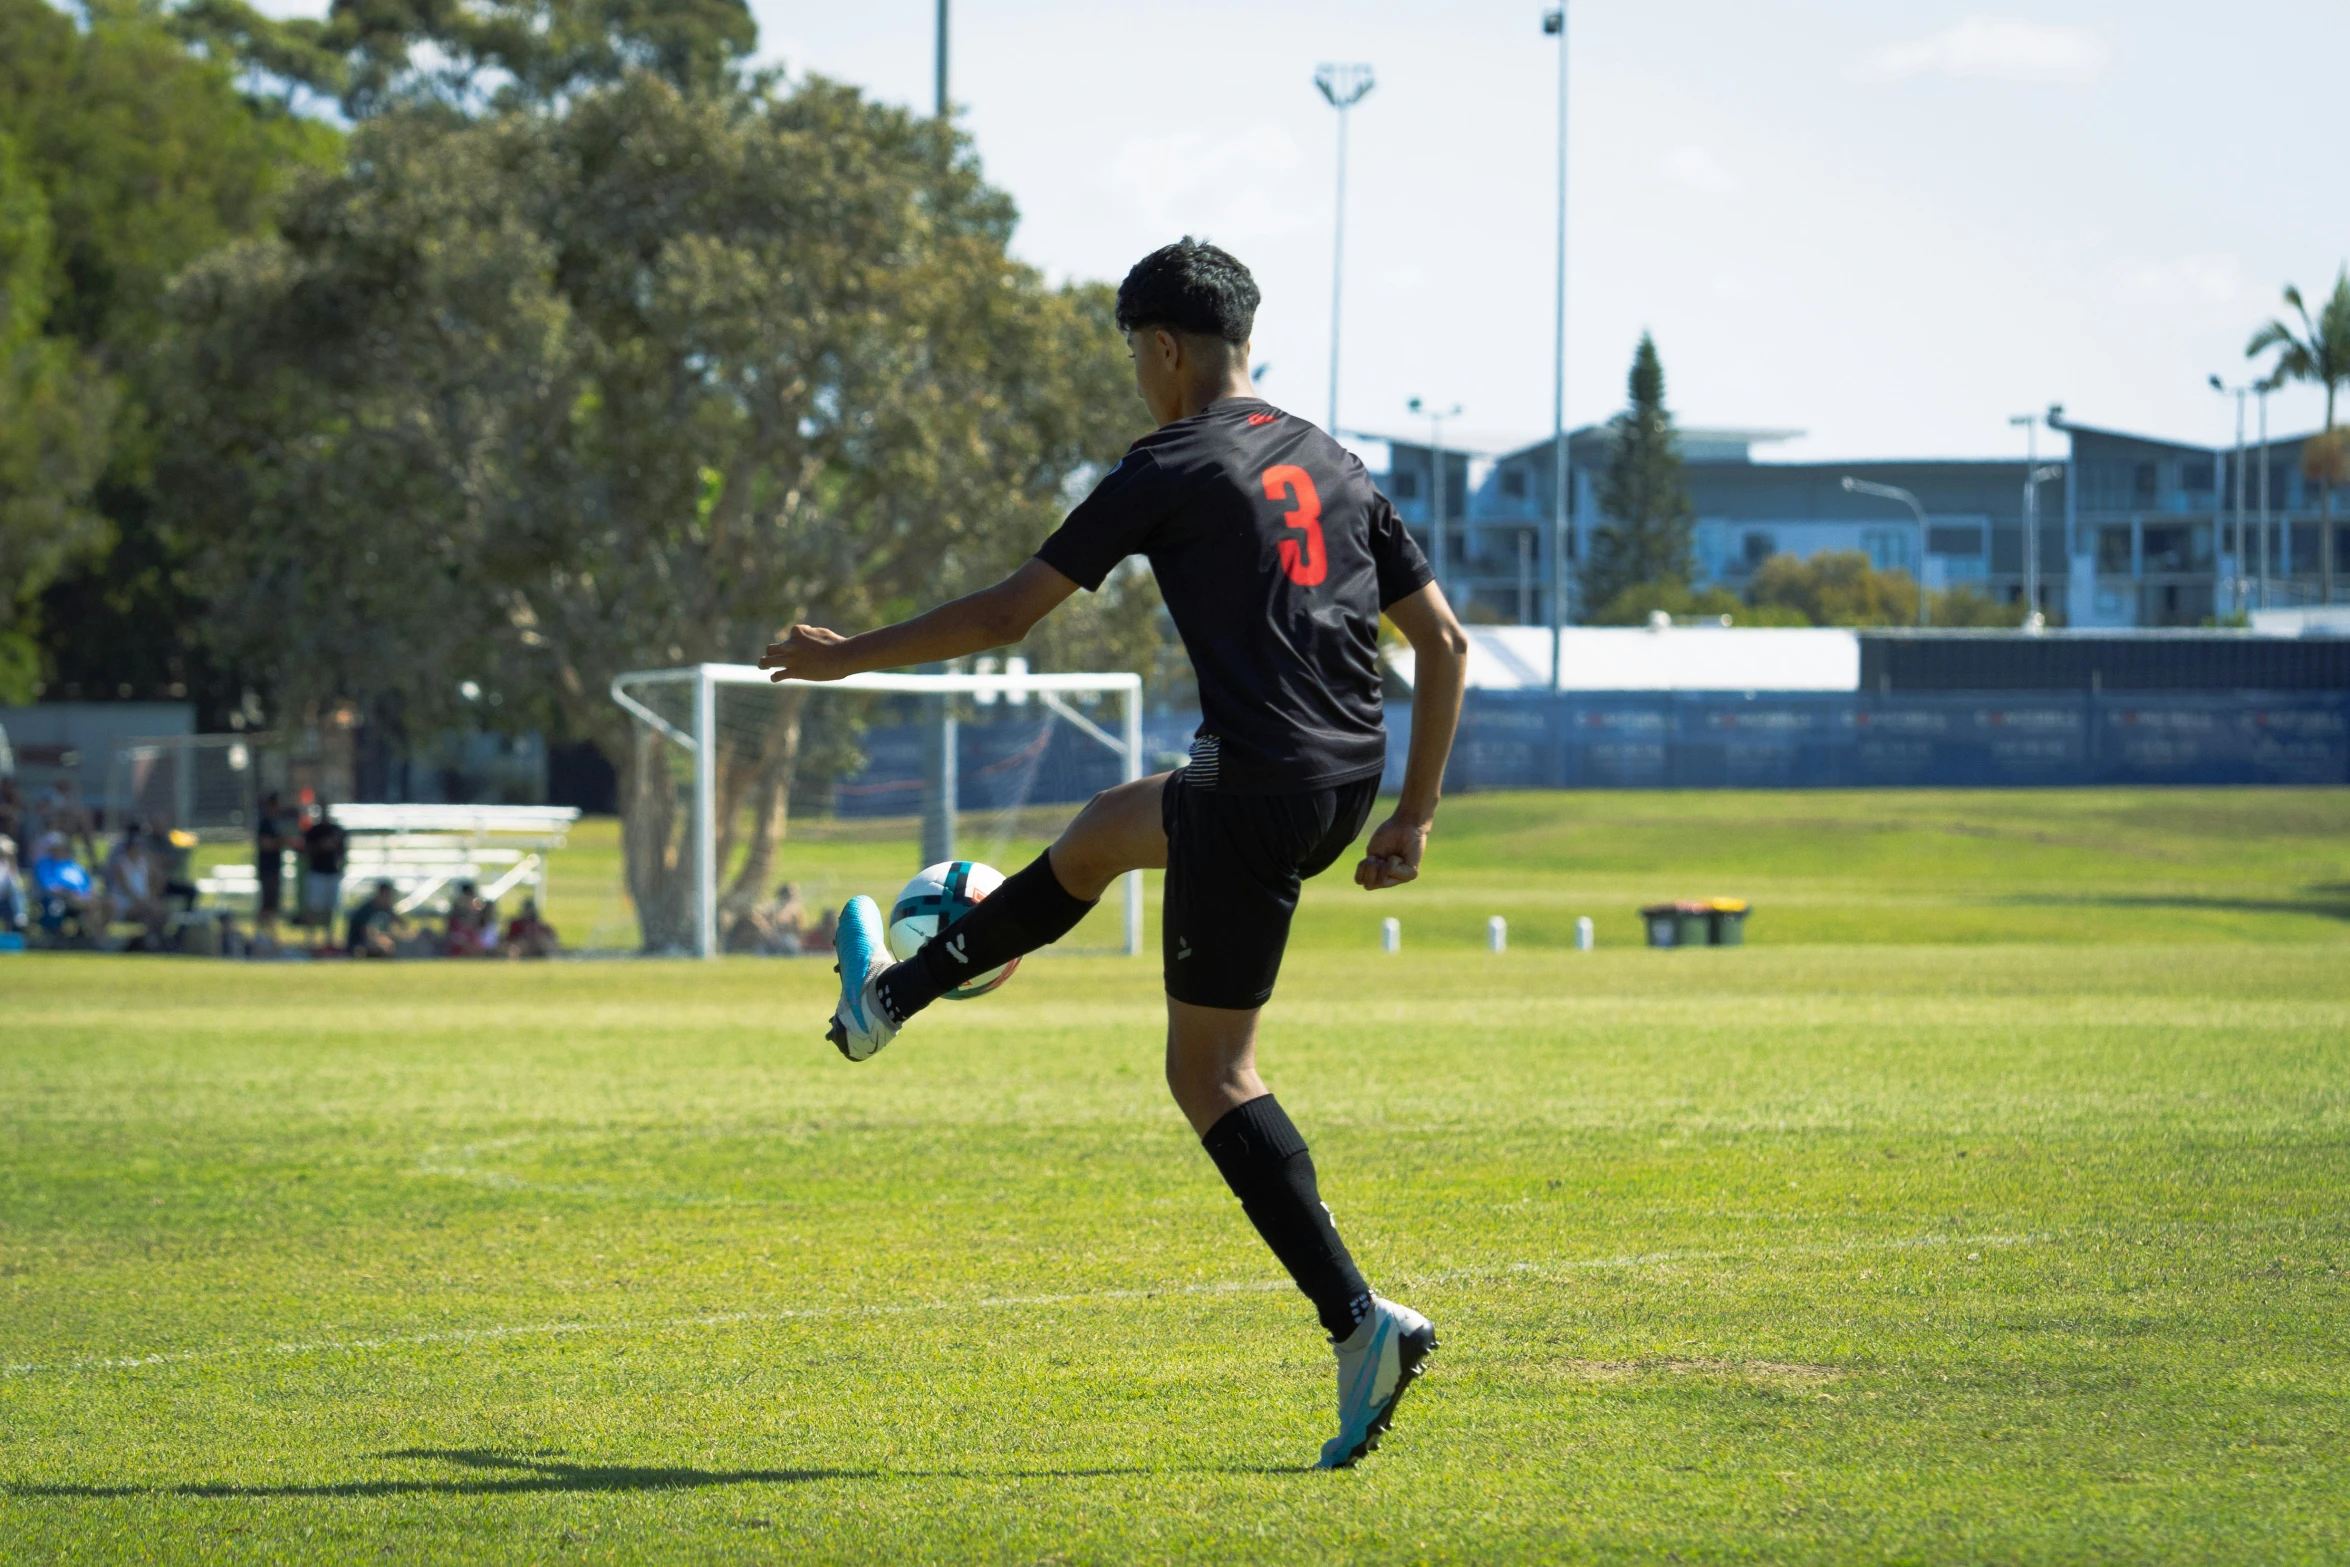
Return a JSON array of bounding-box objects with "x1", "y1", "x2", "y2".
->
[
  {"x1": 1201, "y1": 1096, "x2": 1373, "y2": 1340},
  {"x1": 873, "y1": 851, "x2": 1096, "y2": 1025}
]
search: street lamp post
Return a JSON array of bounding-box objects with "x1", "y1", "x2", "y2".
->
[
  {"x1": 1544, "y1": 5, "x2": 1572, "y2": 685},
  {"x1": 1315, "y1": 64, "x2": 1375, "y2": 436},
  {"x1": 2026, "y1": 464, "x2": 2063, "y2": 632},
  {"x1": 2210, "y1": 375, "x2": 2251, "y2": 617},
  {"x1": 2256, "y1": 380, "x2": 2273, "y2": 608},
  {"x1": 1411, "y1": 398, "x2": 1463, "y2": 604},
  {"x1": 1840, "y1": 477, "x2": 1932, "y2": 628},
  {"x1": 2009, "y1": 413, "x2": 2059, "y2": 630}
]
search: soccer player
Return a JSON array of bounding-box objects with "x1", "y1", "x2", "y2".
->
[{"x1": 759, "y1": 238, "x2": 1470, "y2": 1469}]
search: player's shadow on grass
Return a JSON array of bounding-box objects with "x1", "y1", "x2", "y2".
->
[
  {"x1": 11, "y1": 1449, "x2": 871, "y2": 1500},
  {"x1": 10, "y1": 1448, "x2": 1305, "y2": 1500}
]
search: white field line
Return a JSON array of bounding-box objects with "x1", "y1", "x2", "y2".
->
[{"x1": 1, "y1": 1231, "x2": 2044, "y2": 1381}]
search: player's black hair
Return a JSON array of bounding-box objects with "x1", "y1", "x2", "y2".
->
[{"x1": 1115, "y1": 237, "x2": 1259, "y2": 345}]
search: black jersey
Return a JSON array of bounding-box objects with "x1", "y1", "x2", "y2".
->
[{"x1": 1037, "y1": 397, "x2": 1432, "y2": 794}]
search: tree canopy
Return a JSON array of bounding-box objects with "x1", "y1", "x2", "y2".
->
[
  {"x1": 153, "y1": 71, "x2": 1146, "y2": 943},
  {"x1": 1747, "y1": 551, "x2": 1919, "y2": 628},
  {"x1": 170, "y1": 0, "x2": 759, "y2": 116},
  {"x1": 0, "y1": 0, "x2": 338, "y2": 703}
]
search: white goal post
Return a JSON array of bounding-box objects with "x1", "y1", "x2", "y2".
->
[{"x1": 611, "y1": 664, "x2": 1145, "y2": 960}]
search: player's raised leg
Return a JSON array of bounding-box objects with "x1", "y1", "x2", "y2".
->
[{"x1": 831, "y1": 772, "x2": 1173, "y2": 1058}]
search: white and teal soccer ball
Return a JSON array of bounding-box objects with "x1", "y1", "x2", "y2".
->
[{"x1": 886, "y1": 860, "x2": 1018, "y2": 1000}]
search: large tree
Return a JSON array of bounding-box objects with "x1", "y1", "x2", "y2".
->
[
  {"x1": 0, "y1": 0, "x2": 337, "y2": 708},
  {"x1": 154, "y1": 72, "x2": 1145, "y2": 947},
  {"x1": 1581, "y1": 332, "x2": 1697, "y2": 619},
  {"x1": 2247, "y1": 267, "x2": 2350, "y2": 603},
  {"x1": 0, "y1": 126, "x2": 112, "y2": 700}
]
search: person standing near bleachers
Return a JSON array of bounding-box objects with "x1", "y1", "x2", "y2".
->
[
  {"x1": 254, "y1": 792, "x2": 289, "y2": 948},
  {"x1": 298, "y1": 807, "x2": 347, "y2": 940}
]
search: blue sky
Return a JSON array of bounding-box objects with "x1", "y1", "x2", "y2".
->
[{"x1": 258, "y1": 1, "x2": 2349, "y2": 462}]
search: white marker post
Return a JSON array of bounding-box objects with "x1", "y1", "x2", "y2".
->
[
  {"x1": 1575, "y1": 915, "x2": 1595, "y2": 951},
  {"x1": 1381, "y1": 917, "x2": 1401, "y2": 953},
  {"x1": 1488, "y1": 915, "x2": 1508, "y2": 953}
]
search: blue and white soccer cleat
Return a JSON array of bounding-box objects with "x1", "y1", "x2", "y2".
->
[
  {"x1": 1317, "y1": 1296, "x2": 1437, "y2": 1470},
  {"x1": 826, "y1": 895, "x2": 899, "y2": 1062}
]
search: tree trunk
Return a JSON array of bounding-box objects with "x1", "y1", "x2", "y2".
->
[
  {"x1": 722, "y1": 684, "x2": 807, "y2": 919},
  {"x1": 622, "y1": 719, "x2": 692, "y2": 952}
]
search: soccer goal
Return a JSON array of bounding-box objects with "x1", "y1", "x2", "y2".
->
[
  {"x1": 610, "y1": 663, "x2": 1145, "y2": 959},
  {"x1": 102, "y1": 734, "x2": 262, "y2": 840}
]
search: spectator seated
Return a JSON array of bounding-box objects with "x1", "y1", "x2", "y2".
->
[
  {"x1": 104, "y1": 823, "x2": 173, "y2": 950},
  {"x1": 502, "y1": 898, "x2": 560, "y2": 959},
  {"x1": 442, "y1": 882, "x2": 500, "y2": 957},
  {"x1": 344, "y1": 880, "x2": 413, "y2": 959},
  {"x1": 31, "y1": 834, "x2": 102, "y2": 945}
]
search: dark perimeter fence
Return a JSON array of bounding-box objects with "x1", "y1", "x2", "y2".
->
[{"x1": 1420, "y1": 689, "x2": 2350, "y2": 791}]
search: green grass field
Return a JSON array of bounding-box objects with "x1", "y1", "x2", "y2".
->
[{"x1": 7, "y1": 789, "x2": 2348, "y2": 1563}]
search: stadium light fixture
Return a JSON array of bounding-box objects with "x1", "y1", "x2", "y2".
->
[
  {"x1": 1544, "y1": 5, "x2": 1574, "y2": 682},
  {"x1": 1315, "y1": 63, "x2": 1375, "y2": 436},
  {"x1": 1840, "y1": 477, "x2": 1931, "y2": 627}
]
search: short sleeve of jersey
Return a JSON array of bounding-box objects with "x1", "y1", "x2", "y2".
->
[
  {"x1": 1035, "y1": 451, "x2": 1178, "y2": 592},
  {"x1": 1367, "y1": 488, "x2": 1435, "y2": 608}
]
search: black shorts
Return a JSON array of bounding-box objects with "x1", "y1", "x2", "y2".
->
[{"x1": 1160, "y1": 769, "x2": 1382, "y2": 1010}]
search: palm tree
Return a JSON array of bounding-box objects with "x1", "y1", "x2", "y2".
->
[{"x1": 2247, "y1": 267, "x2": 2350, "y2": 603}]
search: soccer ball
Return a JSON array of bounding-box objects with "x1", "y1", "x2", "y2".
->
[{"x1": 886, "y1": 861, "x2": 1019, "y2": 1000}]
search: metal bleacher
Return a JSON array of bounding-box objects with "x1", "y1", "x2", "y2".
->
[{"x1": 196, "y1": 804, "x2": 580, "y2": 917}]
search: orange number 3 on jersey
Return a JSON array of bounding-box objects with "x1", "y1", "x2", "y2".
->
[{"x1": 1262, "y1": 464, "x2": 1328, "y2": 588}]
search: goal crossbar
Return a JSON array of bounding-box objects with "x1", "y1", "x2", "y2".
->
[{"x1": 611, "y1": 664, "x2": 1146, "y2": 959}]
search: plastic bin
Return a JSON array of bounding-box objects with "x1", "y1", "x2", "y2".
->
[
  {"x1": 1640, "y1": 903, "x2": 1713, "y2": 948},
  {"x1": 1641, "y1": 900, "x2": 1752, "y2": 948}
]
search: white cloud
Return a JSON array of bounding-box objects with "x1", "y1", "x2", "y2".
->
[
  {"x1": 1665, "y1": 145, "x2": 1738, "y2": 195},
  {"x1": 1858, "y1": 17, "x2": 2111, "y2": 85},
  {"x1": 2111, "y1": 255, "x2": 2252, "y2": 310},
  {"x1": 1106, "y1": 125, "x2": 1310, "y2": 239}
]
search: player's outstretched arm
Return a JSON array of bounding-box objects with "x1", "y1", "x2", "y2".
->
[
  {"x1": 760, "y1": 559, "x2": 1080, "y2": 683},
  {"x1": 1356, "y1": 582, "x2": 1470, "y2": 891}
]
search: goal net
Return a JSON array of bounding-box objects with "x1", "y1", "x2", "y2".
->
[{"x1": 610, "y1": 663, "x2": 1145, "y2": 959}]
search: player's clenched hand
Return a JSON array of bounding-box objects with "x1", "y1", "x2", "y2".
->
[
  {"x1": 1354, "y1": 813, "x2": 1429, "y2": 891},
  {"x1": 760, "y1": 625, "x2": 853, "y2": 683}
]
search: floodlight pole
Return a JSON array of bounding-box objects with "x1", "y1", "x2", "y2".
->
[
  {"x1": 1545, "y1": 5, "x2": 1572, "y2": 684},
  {"x1": 934, "y1": 0, "x2": 949, "y2": 117},
  {"x1": 1315, "y1": 64, "x2": 1374, "y2": 435},
  {"x1": 1841, "y1": 477, "x2": 1931, "y2": 627}
]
